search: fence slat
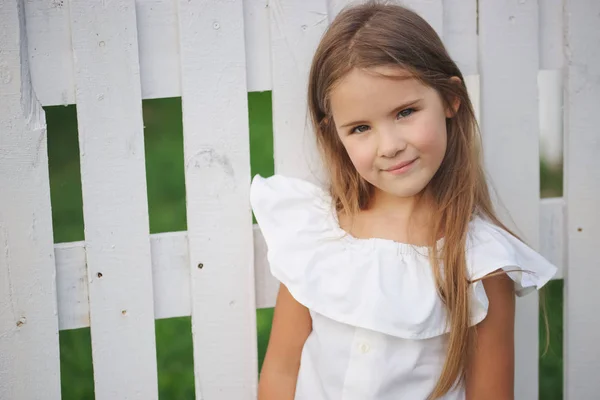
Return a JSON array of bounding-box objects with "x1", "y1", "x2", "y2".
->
[
  {"x1": 478, "y1": 1, "x2": 541, "y2": 398},
  {"x1": 538, "y1": 1, "x2": 564, "y2": 168},
  {"x1": 540, "y1": 198, "x2": 565, "y2": 280},
  {"x1": 55, "y1": 242, "x2": 89, "y2": 330},
  {"x1": 25, "y1": 0, "x2": 276, "y2": 106},
  {"x1": 150, "y1": 232, "x2": 191, "y2": 320},
  {"x1": 244, "y1": 0, "x2": 271, "y2": 92},
  {"x1": 254, "y1": 226, "x2": 278, "y2": 309},
  {"x1": 564, "y1": 0, "x2": 600, "y2": 397},
  {"x1": 270, "y1": 0, "x2": 329, "y2": 180},
  {"x1": 539, "y1": 0, "x2": 563, "y2": 70},
  {"x1": 442, "y1": 0, "x2": 477, "y2": 75},
  {"x1": 177, "y1": 0, "x2": 258, "y2": 398},
  {"x1": 23, "y1": 0, "x2": 75, "y2": 106},
  {"x1": 136, "y1": 0, "x2": 180, "y2": 99},
  {"x1": 68, "y1": 0, "x2": 158, "y2": 398},
  {"x1": 0, "y1": 2, "x2": 61, "y2": 399}
]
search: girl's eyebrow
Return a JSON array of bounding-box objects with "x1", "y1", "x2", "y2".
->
[{"x1": 338, "y1": 98, "x2": 423, "y2": 128}]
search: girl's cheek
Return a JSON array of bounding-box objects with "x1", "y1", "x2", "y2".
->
[
  {"x1": 346, "y1": 142, "x2": 374, "y2": 173},
  {"x1": 413, "y1": 119, "x2": 447, "y2": 155}
]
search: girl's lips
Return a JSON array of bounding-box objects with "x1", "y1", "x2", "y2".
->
[{"x1": 386, "y1": 158, "x2": 418, "y2": 174}]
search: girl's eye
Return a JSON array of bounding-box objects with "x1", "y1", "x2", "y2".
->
[
  {"x1": 397, "y1": 108, "x2": 415, "y2": 119},
  {"x1": 351, "y1": 125, "x2": 370, "y2": 134}
]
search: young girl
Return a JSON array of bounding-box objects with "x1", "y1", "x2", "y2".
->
[{"x1": 251, "y1": 2, "x2": 557, "y2": 399}]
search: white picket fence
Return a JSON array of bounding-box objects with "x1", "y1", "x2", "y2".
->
[{"x1": 1, "y1": 0, "x2": 599, "y2": 399}]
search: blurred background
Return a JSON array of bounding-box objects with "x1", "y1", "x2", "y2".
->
[{"x1": 46, "y1": 92, "x2": 563, "y2": 399}]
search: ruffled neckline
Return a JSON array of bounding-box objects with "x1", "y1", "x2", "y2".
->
[{"x1": 250, "y1": 174, "x2": 558, "y2": 339}]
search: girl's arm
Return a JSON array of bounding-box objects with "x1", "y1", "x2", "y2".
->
[
  {"x1": 466, "y1": 273, "x2": 516, "y2": 400},
  {"x1": 258, "y1": 283, "x2": 312, "y2": 400}
]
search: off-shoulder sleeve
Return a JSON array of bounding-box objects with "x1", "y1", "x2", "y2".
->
[{"x1": 466, "y1": 218, "x2": 558, "y2": 324}]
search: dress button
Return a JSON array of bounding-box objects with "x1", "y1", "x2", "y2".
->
[{"x1": 359, "y1": 343, "x2": 370, "y2": 354}]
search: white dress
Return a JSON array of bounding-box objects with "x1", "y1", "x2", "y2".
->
[{"x1": 250, "y1": 174, "x2": 558, "y2": 400}]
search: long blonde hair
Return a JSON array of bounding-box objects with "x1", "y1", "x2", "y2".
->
[{"x1": 307, "y1": 2, "x2": 521, "y2": 397}]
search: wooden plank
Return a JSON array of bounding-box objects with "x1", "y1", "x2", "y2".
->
[
  {"x1": 540, "y1": 198, "x2": 565, "y2": 280},
  {"x1": 538, "y1": 69, "x2": 563, "y2": 168},
  {"x1": 55, "y1": 242, "x2": 89, "y2": 330},
  {"x1": 26, "y1": 0, "x2": 274, "y2": 105},
  {"x1": 564, "y1": 0, "x2": 600, "y2": 397},
  {"x1": 442, "y1": 0, "x2": 477, "y2": 75},
  {"x1": 23, "y1": 0, "x2": 76, "y2": 106},
  {"x1": 539, "y1": 0, "x2": 563, "y2": 70},
  {"x1": 177, "y1": 0, "x2": 258, "y2": 398},
  {"x1": 57, "y1": 232, "x2": 191, "y2": 330},
  {"x1": 244, "y1": 0, "x2": 271, "y2": 92},
  {"x1": 0, "y1": 2, "x2": 61, "y2": 399},
  {"x1": 253, "y1": 226, "x2": 278, "y2": 309},
  {"x1": 538, "y1": 0, "x2": 563, "y2": 168},
  {"x1": 68, "y1": 0, "x2": 158, "y2": 398},
  {"x1": 270, "y1": 0, "x2": 328, "y2": 180},
  {"x1": 150, "y1": 231, "x2": 190, "y2": 320},
  {"x1": 478, "y1": 1, "x2": 541, "y2": 398},
  {"x1": 136, "y1": 0, "x2": 181, "y2": 99}
]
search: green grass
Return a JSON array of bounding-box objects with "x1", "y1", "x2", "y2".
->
[{"x1": 45, "y1": 93, "x2": 563, "y2": 399}]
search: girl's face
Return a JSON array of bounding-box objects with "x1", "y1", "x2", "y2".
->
[{"x1": 329, "y1": 66, "x2": 454, "y2": 201}]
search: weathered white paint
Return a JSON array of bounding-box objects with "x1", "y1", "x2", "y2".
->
[
  {"x1": 538, "y1": 69, "x2": 563, "y2": 168},
  {"x1": 177, "y1": 0, "x2": 258, "y2": 398},
  {"x1": 540, "y1": 198, "x2": 565, "y2": 280},
  {"x1": 24, "y1": 0, "x2": 75, "y2": 106},
  {"x1": 270, "y1": 0, "x2": 328, "y2": 182},
  {"x1": 253, "y1": 226, "x2": 278, "y2": 309},
  {"x1": 538, "y1": 0, "x2": 563, "y2": 169},
  {"x1": 150, "y1": 231, "x2": 191, "y2": 320},
  {"x1": 539, "y1": 0, "x2": 563, "y2": 70},
  {"x1": 442, "y1": 0, "x2": 477, "y2": 75},
  {"x1": 478, "y1": 1, "x2": 541, "y2": 398},
  {"x1": 56, "y1": 232, "x2": 190, "y2": 331},
  {"x1": 244, "y1": 0, "x2": 272, "y2": 92},
  {"x1": 68, "y1": 0, "x2": 158, "y2": 398},
  {"x1": 136, "y1": 0, "x2": 181, "y2": 99},
  {"x1": 0, "y1": 2, "x2": 61, "y2": 399},
  {"x1": 464, "y1": 75, "x2": 480, "y2": 123},
  {"x1": 55, "y1": 242, "x2": 89, "y2": 330},
  {"x1": 564, "y1": 0, "x2": 600, "y2": 397}
]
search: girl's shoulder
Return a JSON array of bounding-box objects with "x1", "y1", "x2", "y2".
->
[{"x1": 250, "y1": 174, "x2": 557, "y2": 339}]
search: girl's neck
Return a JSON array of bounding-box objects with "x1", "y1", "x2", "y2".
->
[
  {"x1": 367, "y1": 187, "x2": 433, "y2": 224},
  {"x1": 340, "y1": 188, "x2": 436, "y2": 246}
]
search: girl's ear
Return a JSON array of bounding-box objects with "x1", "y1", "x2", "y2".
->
[{"x1": 445, "y1": 76, "x2": 462, "y2": 118}]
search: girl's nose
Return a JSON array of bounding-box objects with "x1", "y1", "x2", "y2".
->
[{"x1": 377, "y1": 126, "x2": 407, "y2": 158}]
